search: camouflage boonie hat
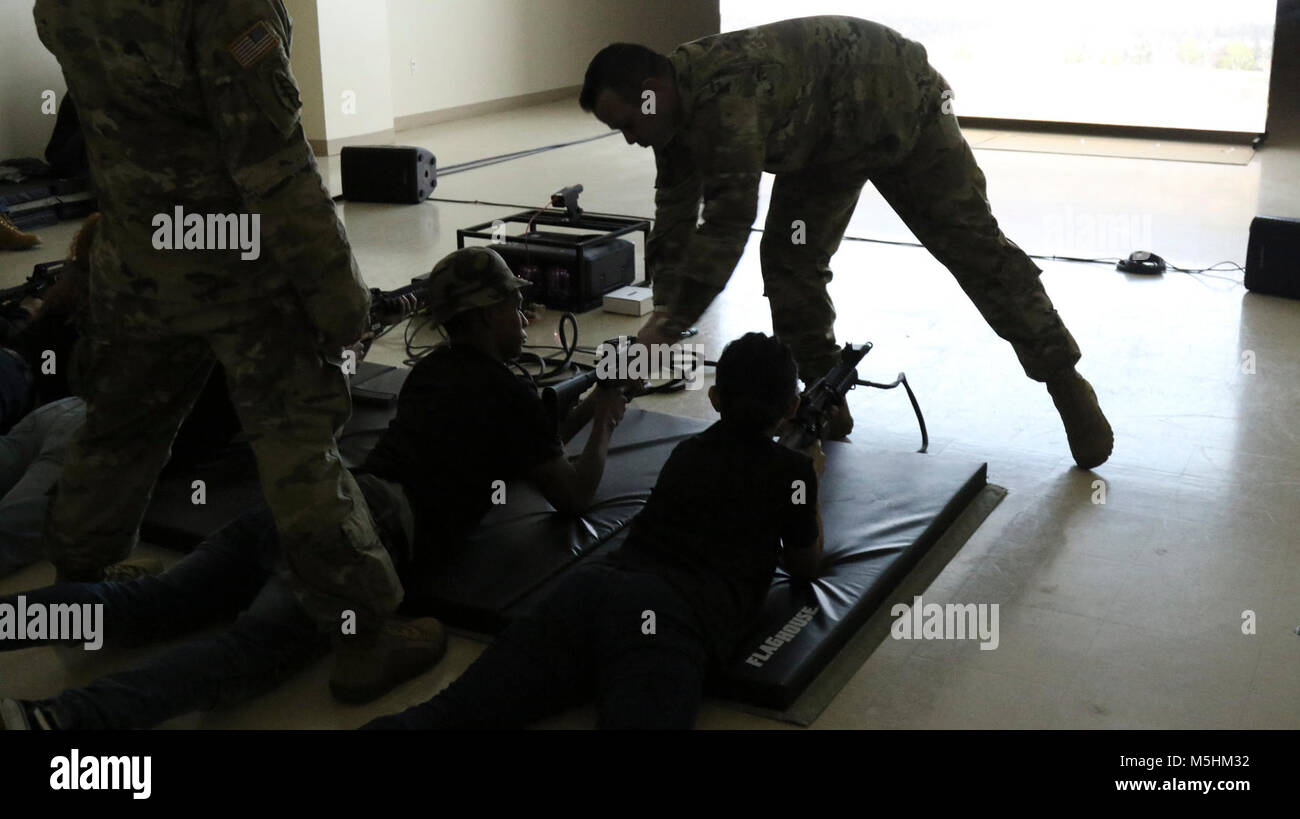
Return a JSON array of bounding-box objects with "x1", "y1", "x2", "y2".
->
[{"x1": 424, "y1": 247, "x2": 531, "y2": 325}]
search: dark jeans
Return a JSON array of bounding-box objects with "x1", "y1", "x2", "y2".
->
[
  {"x1": 364, "y1": 562, "x2": 710, "y2": 730},
  {"x1": 0, "y1": 509, "x2": 326, "y2": 729},
  {"x1": 0, "y1": 346, "x2": 32, "y2": 435}
]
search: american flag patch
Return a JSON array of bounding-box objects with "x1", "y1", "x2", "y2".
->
[{"x1": 226, "y1": 20, "x2": 280, "y2": 68}]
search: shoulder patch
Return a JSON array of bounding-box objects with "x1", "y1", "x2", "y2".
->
[{"x1": 226, "y1": 20, "x2": 280, "y2": 69}]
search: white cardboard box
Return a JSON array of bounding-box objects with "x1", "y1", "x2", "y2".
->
[{"x1": 602, "y1": 285, "x2": 654, "y2": 316}]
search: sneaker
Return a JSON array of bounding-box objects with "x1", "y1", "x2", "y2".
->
[
  {"x1": 329, "y1": 616, "x2": 447, "y2": 705},
  {"x1": 0, "y1": 213, "x2": 41, "y2": 251},
  {"x1": 0, "y1": 698, "x2": 61, "y2": 730},
  {"x1": 1046, "y1": 369, "x2": 1114, "y2": 469},
  {"x1": 102, "y1": 557, "x2": 165, "y2": 583}
]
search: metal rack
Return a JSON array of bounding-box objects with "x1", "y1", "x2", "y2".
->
[{"x1": 457, "y1": 209, "x2": 652, "y2": 311}]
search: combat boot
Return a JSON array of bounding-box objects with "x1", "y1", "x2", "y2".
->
[
  {"x1": 330, "y1": 615, "x2": 448, "y2": 704},
  {"x1": 0, "y1": 213, "x2": 41, "y2": 250},
  {"x1": 1046, "y1": 369, "x2": 1113, "y2": 469}
]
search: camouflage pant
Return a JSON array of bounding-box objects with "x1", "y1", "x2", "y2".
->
[
  {"x1": 43, "y1": 288, "x2": 403, "y2": 626},
  {"x1": 759, "y1": 97, "x2": 1081, "y2": 384}
]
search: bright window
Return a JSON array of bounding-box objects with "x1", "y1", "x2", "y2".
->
[{"x1": 720, "y1": 1, "x2": 1277, "y2": 134}]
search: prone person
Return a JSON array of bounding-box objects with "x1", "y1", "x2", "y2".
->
[
  {"x1": 0, "y1": 213, "x2": 98, "y2": 434},
  {"x1": 0, "y1": 213, "x2": 241, "y2": 579},
  {"x1": 580, "y1": 16, "x2": 1114, "y2": 468},
  {"x1": 0, "y1": 246, "x2": 628, "y2": 729},
  {"x1": 363, "y1": 332, "x2": 824, "y2": 730}
]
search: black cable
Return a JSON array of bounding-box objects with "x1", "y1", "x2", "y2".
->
[
  {"x1": 425, "y1": 193, "x2": 1245, "y2": 283},
  {"x1": 434, "y1": 132, "x2": 617, "y2": 178},
  {"x1": 856, "y1": 374, "x2": 929, "y2": 454},
  {"x1": 550, "y1": 312, "x2": 578, "y2": 379},
  {"x1": 401, "y1": 312, "x2": 441, "y2": 367}
]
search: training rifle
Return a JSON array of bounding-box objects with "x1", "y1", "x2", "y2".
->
[
  {"x1": 777, "y1": 342, "x2": 872, "y2": 451},
  {"x1": 540, "y1": 336, "x2": 646, "y2": 437},
  {"x1": 777, "y1": 341, "x2": 929, "y2": 453},
  {"x1": 0, "y1": 261, "x2": 66, "y2": 310},
  {"x1": 367, "y1": 278, "x2": 431, "y2": 336}
]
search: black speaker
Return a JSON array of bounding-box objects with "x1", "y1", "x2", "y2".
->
[
  {"x1": 1245, "y1": 215, "x2": 1300, "y2": 300},
  {"x1": 340, "y1": 146, "x2": 436, "y2": 204}
]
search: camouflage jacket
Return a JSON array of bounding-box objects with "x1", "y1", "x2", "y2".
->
[
  {"x1": 649, "y1": 16, "x2": 948, "y2": 329},
  {"x1": 34, "y1": 0, "x2": 369, "y2": 347}
]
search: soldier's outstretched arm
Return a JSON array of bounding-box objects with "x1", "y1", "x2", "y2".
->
[
  {"x1": 645, "y1": 139, "x2": 703, "y2": 331},
  {"x1": 193, "y1": 0, "x2": 370, "y2": 349},
  {"x1": 646, "y1": 82, "x2": 764, "y2": 335},
  {"x1": 645, "y1": 168, "x2": 759, "y2": 338}
]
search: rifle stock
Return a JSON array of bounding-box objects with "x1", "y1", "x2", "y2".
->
[{"x1": 541, "y1": 368, "x2": 601, "y2": 434}]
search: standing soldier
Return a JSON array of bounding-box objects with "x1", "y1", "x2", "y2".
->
[
  {"x1": 32, "y1": 0, "x2": 445, "y2": 702},
  {"x1": 581, "y1": 15, "x2": 1113, "y2": 469}
]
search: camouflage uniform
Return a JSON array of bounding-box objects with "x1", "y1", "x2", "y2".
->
[
  {"x1": 33, "y1": 0, "x2": 402, "y2": 624},
  {"x1": 649, "y1": 16, "x2": 1081, "y2": 382}
]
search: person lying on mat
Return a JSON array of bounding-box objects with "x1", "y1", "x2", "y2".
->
[
  {"x1": 355, "y1": 246, "x2": 629, "y2": 569},
  {"x1": 0, "y1": 247, "x2": 627, "y2": 729},
  {"x1": 0, "y1": 213, "x2": 243, "y2": 580},
  {"x1": 363, "y1": 331, "x2": 825, "y2": 730}
]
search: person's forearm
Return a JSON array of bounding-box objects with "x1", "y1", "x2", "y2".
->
[
  {"x1": 568, "y1": 423, "x2": 613, "y2": 508},
  {"x1": 651, "y1": 173, "x2": 759, "y2": 329},
  {"x1": 785, "y1": 509, "x2": 825, "y2": 580}
]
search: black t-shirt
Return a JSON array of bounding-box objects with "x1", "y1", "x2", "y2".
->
[
  {"x1": 360, "y1": 344, "x2": 564, "y2": 555},
  {"x1": 608, "y1": 419, "x2": 819, "y2": 661}
]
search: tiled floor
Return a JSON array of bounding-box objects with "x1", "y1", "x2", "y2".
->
[{"x1": 2, "y1": 99, "x2": 1297, "y2": 729}]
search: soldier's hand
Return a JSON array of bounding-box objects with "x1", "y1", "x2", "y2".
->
[{"x1": 636, "y1": 311, "x2": 683, "y2": 348}]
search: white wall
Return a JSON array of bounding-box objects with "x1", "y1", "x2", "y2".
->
[
  {"x1": 0, "y1": 0, "x2": 718, "y2": 158},
  {"x1": 283, "y1": 0, "x2": 328, "y2": 141},
  {"x1": 319, "y1": 0, "x2": 395, "y2": 141},
  {"x1": 0, "y1": 0, "x2": 68, "y2": 160},
  {"x1": 386, "y1": 0, "x2": 719, "y2": 120}
]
